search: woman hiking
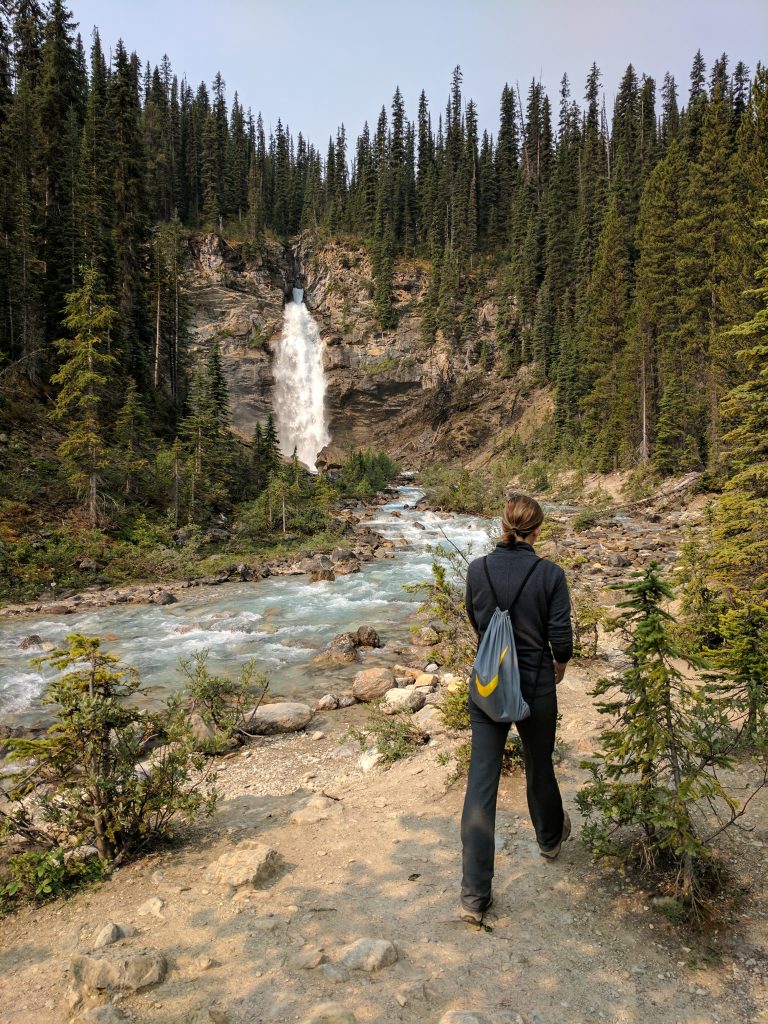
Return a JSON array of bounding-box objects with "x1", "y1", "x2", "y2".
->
[{"x1": 460, "y1": 492, "x2": 573, "y2": 925}]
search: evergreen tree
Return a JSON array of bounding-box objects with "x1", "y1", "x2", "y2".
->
[
  {"x1": 710, "y1": 197, "x2": 768, "y2": 600},
  {"x1": 578, "y1": 564, "x2": 738, "y2": 903},
  {"x1": 49, "y1": 265, "x2": 119, "y2": 526}
]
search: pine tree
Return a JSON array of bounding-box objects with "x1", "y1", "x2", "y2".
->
[
  {"x1": 261, "y1": 413, "x2": 282, "y2": 480},
  {"x1": 113, "y1": 377, "x2": 150, "y2": 497},
  {"x1": 578, "y1": 564, "x2": 737, "y2": 903},
  {"x1": 49, "y1": 265, "x2": 119, "y2": 526},
  {"x1": 710, "y1": 197, "x2": 768, "y2": 600},
  {"x1": 580, "y1": 194, "x2": 630, "y2": 468}
]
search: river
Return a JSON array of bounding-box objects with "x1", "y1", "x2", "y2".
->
[{"x1": 0, "y1": 488, "x2": 494, "y2": 722}]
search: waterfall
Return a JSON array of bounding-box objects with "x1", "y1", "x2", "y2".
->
[{"x1": 272, "y1": 288, "x2": 330, "y2": 470}]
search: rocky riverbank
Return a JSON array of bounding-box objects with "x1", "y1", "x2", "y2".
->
[{"x1": 0, "y1": 498, "x2": 406, "y2": 623}]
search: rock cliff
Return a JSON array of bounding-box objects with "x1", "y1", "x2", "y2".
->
[{"x1": 188, "y1": 232, "x2": 546, "y2": 467}]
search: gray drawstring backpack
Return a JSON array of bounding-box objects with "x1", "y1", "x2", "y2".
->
[{"x1": 469, "y1": 556, "x2": 543, "y2": 722}]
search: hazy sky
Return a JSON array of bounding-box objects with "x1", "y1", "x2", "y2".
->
[{"x1": 68, "y1": 0, "x2": 767, "y2": 145}]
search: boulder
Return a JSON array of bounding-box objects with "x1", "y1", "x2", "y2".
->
[
  {"x1": 352, "y1": 667, "x2": 395, "y2": 702},
  {"x1": 314, "y1": 633, "x2": 360, "y2": 666},
  {"x1": 310, "y1": 568, "x2": 336, "y2": 583},
  {"x1": 333, "y1": 558, "x2": 361, "y2": 576},
  {"x1": 382, "y1": 687, "x2": 426, "y2": 714},
  {"x1": 70, "y1": 949, "x2": 167, "y2": 994},
  {"x1": 18, "y1": 634, "x2": 43, "y2": 650},
  {"x1": 414, "y1": 672, "x2": 439, "y2": 689},
  {"x1": 413, "y1": 705, "x2": 446, "y2": 736},
  {"x1": 418, "y1": 626, "x2": 440, "y2": 645},
  {"x1": 354, "y1": 625, "x2": 380, "y2": 648},
  {"x1": 242, "y1": 702, "x2": 313, "y2": 734},
  {"x1": 315, "y1": 444, "x2": 348, "y2": 473},
  {"x1": 330, "y1": 548, "x2": 356, "y2": 563},
  {"x1": 149, "y1": 590, "x2": 176, "y2": 606},
  {"x1": 339, "y1": 937, "x2": 398, "y2": 971},
  {"x1": 204, "y1": 840, "x2": 283, "y2": 889}
]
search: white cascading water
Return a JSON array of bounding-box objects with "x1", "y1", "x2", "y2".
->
[{"x1": 273, "y1": 287, "x2": 330, "y2": 469}]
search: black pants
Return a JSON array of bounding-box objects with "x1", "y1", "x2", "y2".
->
[{"x1": 460, "y1": 690, "x2": 563, "y2": 913}]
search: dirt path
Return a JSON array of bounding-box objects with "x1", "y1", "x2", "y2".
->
[{"x1": 1, "y1": 656, "x2": 766, "y2": 1024}]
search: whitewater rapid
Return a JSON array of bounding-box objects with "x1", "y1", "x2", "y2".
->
[{"x1": 0, "y1": 489, "x2": 494, "y2": 718}]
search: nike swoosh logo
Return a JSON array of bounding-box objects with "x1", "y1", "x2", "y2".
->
[{"x1": 475, "y1": 645, "x2": 508, "y2": 697}]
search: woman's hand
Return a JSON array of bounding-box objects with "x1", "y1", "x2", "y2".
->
[{"x1": 554, "y1": 660, "x2": 567, "y2": 685}]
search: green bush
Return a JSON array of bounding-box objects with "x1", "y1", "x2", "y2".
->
[
  {"x1": 0, "y1": 634, "x2": 217, "y2": 909},
  {"x1": 178, "y1": 650, "x2": 270, "y2": 751},
  {"x1": 351, "y1": 704, "x2": 427, "y2": 763}
]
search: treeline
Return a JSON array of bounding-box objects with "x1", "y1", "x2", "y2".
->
[{"x1": 0, "y1": 1, "x2": 766, "y2": 483}]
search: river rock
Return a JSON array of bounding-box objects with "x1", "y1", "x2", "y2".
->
[
  {"x1": 414, "y1": 672, "x2": 439, "y2": 689},
  {"x1": 383, "y1": 687, "x2": 426, "y2": 714},
  {"x1": 330, "y1": 548, "x2": 356, "y2": 563},
  {"x1": 70, "y1": 948, "x2": 167, "y2": 994},
  {"x1": 418, "y1": 626, "x2": 439, "y2": 645},
  {"x1": 310, "y1": 568, "x2": 336, "y2": 583},
  {"x1": 333, "y1": 558, "x2": 361, "y2": 576},
  {"x1": 242, "y1": 702, "x2": 312, "y2": 734},
  {"x1": 149, "y1": 590, "x2": 176, "y2": 605},
  {"x1": 314, "y1": 633, "x2": 360, "y2": 666},
  {"x1": 304, "y1": 1003, "x2": 357, "y2": 1024},
  {"x1": 413, "y1": 705, "x2": 446, "y2": 736},
  {"x1": 337, "y1": 694, "x2": 357, "y2": 708},
  {"x1": 204, "y1": 840, "x2": 283, "y2": 889},
  {"x1": 339, "y1": 937, "x2": 398, "y2": 971},
  {"x1": 18, "y1": 634, "x2": 43, "y2": 649},
  {"x1": 316, "y1": 693, "x2": 339, "y2": 711},
  {"x1": 352, "y1": 667, "x2": 395, "y2": 702},
  {"x1": 354, "y1": 625, "x2": 380, "y2": 647}
]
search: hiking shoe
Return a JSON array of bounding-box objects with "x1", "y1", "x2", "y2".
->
[
  {"x1": 459, "y1": 895, "x2": 493, "y2": 925},
  {"x1": 539, "y1": 810, "x2": 571, "y2": 860}
]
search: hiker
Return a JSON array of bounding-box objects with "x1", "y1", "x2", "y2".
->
[{"x1": 460, "y1": 492, "x2": 573, "y2": 924}]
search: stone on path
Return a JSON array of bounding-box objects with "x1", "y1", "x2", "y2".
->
[
  {"x1": 136, "y1": 896, "x2": 164, "y2": 918},
  {"x1": 383, "y1": 686, "x2": 425, "y2": 714},
  {"x1": 204, "y1": 839, "x2": 283, "y2": 889},
  {"x1": 339, "y1": 937, "x2": 398, "y2": 971},
  {"x1": 241, "y1": 702, "x2": 312, "y2": 734},
  {"x1": 304, "y1": 1003, "x2": 357, "y2": 1024},
  {"x1": 70, "y1": 949, "x2": 167, "y2": 995},
  {"x1": 352, "y1": 667, "x2": 395, "y2": 702},
  {"x1": 92, "y1": 922, "x2": 136, "y2": 949},
  {"x1": 291, "y1": 795, "x2": 342, "y2": 825}
]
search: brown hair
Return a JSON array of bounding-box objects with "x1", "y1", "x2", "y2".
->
[{"x1": 501, "y1": 493, "x2": 544, "y2": 546}]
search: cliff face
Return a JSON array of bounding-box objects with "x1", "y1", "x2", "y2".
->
[{"x1": 188, "y1": 232, "x2": 547, "y2": 467}]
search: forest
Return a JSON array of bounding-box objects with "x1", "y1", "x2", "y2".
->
[{"x1": 0, "y1": 0, "x2": 766, "y2": 615}]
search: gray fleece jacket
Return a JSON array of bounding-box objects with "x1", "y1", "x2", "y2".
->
[{"x1": 464, "y1": 541, "x2": 573, "y2": 698}]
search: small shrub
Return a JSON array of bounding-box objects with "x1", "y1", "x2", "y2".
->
[
  {"x1": 0, "y1": 633, "x2": 217, "y2": 906},
  {"x1": 178, "y1": 649, "x2": 270, "y2": 750},
  {"x1": 573, "y1": 508, "x2": 600, "y2": 532},
  {"x1": 351, "y1": 704, "x2": 427, "y2": 764}
]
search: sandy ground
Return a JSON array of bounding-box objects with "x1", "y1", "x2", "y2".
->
[{"x1": 0, "y1": 654, "x2": 766, "y2": 1024}]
